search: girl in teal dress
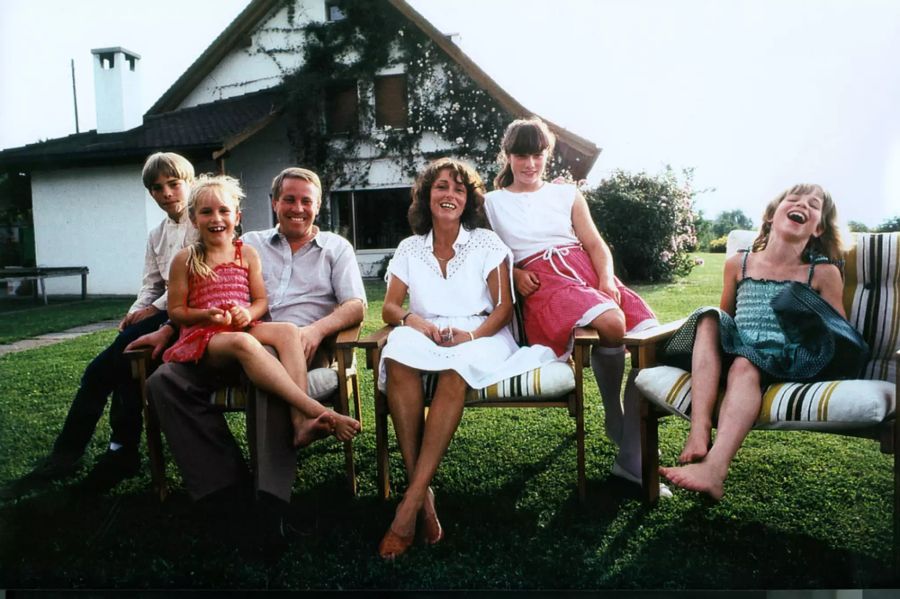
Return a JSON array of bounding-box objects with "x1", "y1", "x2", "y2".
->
[{"x1": 659, "y1": 183, "x2": 865, "y2": 500}]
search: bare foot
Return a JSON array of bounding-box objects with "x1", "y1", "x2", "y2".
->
[
  {"x1": 419, "y1": 486, "x2": 443, "y2": 545},
  {"x1": 659, "y1": 462, "x2": 725, "y2": 500},
  {"x1": 332, "y1": 411, "x2": 361, "y2": 442},
  {"x1": 678, "y1": 427, "x2": 712, "y2": 464},
  {"x1": 390, "y1": 494, "x2": 420, "y2": 539},
  {"x1": 293, "y1": 411, "x2": 335, "y2": 448}
]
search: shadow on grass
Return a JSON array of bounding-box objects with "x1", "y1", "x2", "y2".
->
[{"x1": 0, "y1": 466, "x2": 894, "y2": 590}]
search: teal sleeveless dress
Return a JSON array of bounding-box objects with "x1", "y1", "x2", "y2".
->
[{"x1": 663, "y1": 251, "x2": 868, "y2": 383}]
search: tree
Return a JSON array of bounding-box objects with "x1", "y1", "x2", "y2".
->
[
  {"x1": 847, "y1": 220, "x2": 870, "y2": 233},
  {"x1": 876, "y1": 216, "x2": 900, "y2": 233},
  {"x1": 711, "y1": 209, "x2": 754, "y2": 238}
]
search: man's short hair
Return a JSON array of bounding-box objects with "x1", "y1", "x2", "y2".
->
[
  {"x1": 142, "y1": 152, "x2": 195, "y2": 190},
  {"x1": 271, "y1": 167, "x2": 322, "y2": 201}
]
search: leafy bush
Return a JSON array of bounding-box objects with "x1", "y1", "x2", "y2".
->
[
  {"x1": 585, "y1": 168, "x2": 697, "y2": 282},
  {"x1": 708, "y1": 235, "x2": 729, "y2": 253}
]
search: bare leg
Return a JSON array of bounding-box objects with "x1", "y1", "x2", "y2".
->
[
  {"x1": 386, "y1": 369, "x2": 465, "y2": 540},
  {"x1": 679, "y1": 313, "x2": 722, "y2": 463},
  {"x1": 661, "y1": 357, "x2": 762, "y2": 500},
  {"x1": 248, "y1": 323, "x2": 331, "y2": 446},
  {"x1": 589, "y1": 309, "x2": 627, "y2": 446},
  {"x1": 205, "y1": 332, "x2": 358, "y2": 442}
]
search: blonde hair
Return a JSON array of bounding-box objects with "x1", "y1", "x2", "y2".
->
[
  {"x1": 186, "y1": 174, "x2": 246, "y2": 279},
  {"x1": 270, "y1": 167, "x2": 322, "y2": 202},
  {"x1": 494, "y1": 117, "x2": 556, "y2": 189},
  {"x1": 752, "y1": 183, "x2": 843, "y2": 262},
  {"x1": 141, "y1": 152, "x2": 195, "y2": 189}
]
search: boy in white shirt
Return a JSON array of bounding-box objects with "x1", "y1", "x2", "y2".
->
[{"x1": 11, "y1": 152, "x2": 197, "y2": 494}]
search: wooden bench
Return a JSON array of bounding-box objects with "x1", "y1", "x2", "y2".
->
[{"x1": 0, "y1": 266, "x2": 89, "y2": 304}]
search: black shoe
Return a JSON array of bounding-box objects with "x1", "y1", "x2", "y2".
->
[
  {"x1": 80, "y1": 448, "x2": 140, "y2": 493},
  {"x1": 256, "y1": 492, "x2": 291, "y2": 560}
]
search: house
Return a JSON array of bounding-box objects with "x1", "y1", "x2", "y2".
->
[{"x1": 0, "y1": 0, "x2": 600, "y2": 296}]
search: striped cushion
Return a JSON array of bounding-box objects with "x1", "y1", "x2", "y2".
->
[
  {"x1": 421, "y1": 360, "x2": 575, "y2": 405},
  {"x1": 210, "y1": 365, "x2": 346, "y2": 409},
  {"x1": 635, "y1": 365, "x2": 895, "y2": 431},
  {"x1": 844, "y1": 233, "x2": 900, "y2": 383}
]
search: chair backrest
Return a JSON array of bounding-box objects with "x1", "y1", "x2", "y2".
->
[{"x1": 843, "y1": 232, "x2": 900, "y2": 383}]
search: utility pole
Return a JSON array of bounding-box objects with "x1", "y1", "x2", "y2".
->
[{"x1": 71, "y1": 59, "x2": 80, "y2": 133}]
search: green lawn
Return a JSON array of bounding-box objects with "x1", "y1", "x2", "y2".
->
[
  {"x1": 0, "y1": 254, "x2": 893, "y2": 590},
  {"x1": 0, "y1": 297, "x2": 133, "y2": 344}
]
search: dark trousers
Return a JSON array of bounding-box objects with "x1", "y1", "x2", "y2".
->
[
  {"x1": 147, "y1": 360, "x2": 297, "y2": 502},
  {"x1": 52, "y1": 311, "x2": 168, "y2": 457}
]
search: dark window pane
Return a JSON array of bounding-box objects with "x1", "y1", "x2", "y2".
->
[
  {"x1": 374, "y1": 75, "x2": 408, "y2": 129},
  {"x1": 326, "y1": 82, "x2": 358, "y2": 134},
  {"x1": 343, "y1": 187, "x2": 410, "y2": 250}
]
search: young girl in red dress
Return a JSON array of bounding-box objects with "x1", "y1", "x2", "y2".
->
[{"x1": 164, "y1": 175, "x2": 360, "y2": 446}]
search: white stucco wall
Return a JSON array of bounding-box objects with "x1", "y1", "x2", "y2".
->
[
  {"x1": 178, "y1": 0, "x2": 327, "y2": 109},
  {"x1": 225, "y1": 118, "x2": 295, "y2": 233},
  {"x1": 31, "y1": 165, "x2": 157, "y2": 296}
]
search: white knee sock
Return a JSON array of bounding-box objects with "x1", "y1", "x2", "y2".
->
[{"x1": 591, "y1": 344, "x2": 625, "y2": 447}]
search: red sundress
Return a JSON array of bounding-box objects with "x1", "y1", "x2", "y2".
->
[
  {"x1": 518, "y1": 244, "x2": 657, "y2": 357},
  {"x1": 163, "y1": 241, "x2": 258, "y2": 364}
]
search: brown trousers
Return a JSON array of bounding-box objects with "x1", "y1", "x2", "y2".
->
[{"x1": 147, "y1": 354, "x2": 337, "y2": 503}]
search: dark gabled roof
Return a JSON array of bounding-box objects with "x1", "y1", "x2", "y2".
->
[
  {"x1": 148, "y1": 0, "x2": 601, "y2": 177},
  {"x1": 148, "y1": 0, "x2": 283, "y2": 115},
  {"x1": 0, "y1": 88, "x2": 282, "y2": 170}
]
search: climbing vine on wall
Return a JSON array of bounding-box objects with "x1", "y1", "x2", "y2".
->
[{"x1": 277, "y1": 0, "x2": 569, "y2": 189}]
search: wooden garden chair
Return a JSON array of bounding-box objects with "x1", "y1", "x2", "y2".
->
[
  {"x1": 126, "y1": 323, "x2": 362, "y2": 501},
  {"x1": 357, "y1": 323, "x2": 598, "y2": 502},
  {"x1": 623, "y1": 231, "x2": 899, "y2": 569}
]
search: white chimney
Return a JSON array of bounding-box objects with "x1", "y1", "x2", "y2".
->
[{"x1": 91, "y1": 47, "x2": 142, "y2": 133}]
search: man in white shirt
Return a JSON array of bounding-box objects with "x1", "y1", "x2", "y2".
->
[
  {"x1": 10, "y1": 153, "x2": 197, "y2": 495},
  {"x1": 130, "y1": 167, "x2": 366, "y2": 553}
]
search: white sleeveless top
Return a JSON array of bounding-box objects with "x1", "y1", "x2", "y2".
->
[{"x1": 484, "y1": 183, "x2": 579, "y2": 263}]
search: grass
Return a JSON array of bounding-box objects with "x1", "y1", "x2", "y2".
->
[
  {"x1": 0, "y1": 254, "x2": 894, "y2": 590},
  {"x1": 0, "y1": 296, "x2": 133, "y2": 344}
]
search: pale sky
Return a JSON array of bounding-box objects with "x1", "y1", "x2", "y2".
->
[{"x1": 1, "y1": 0, "x2": 898, "y2": 228}]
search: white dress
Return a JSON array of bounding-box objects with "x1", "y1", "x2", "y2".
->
[{"x1": 378, "y1": 227, "x2": 556, "y2": 391}]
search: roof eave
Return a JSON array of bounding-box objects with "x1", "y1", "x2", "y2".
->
[{"x1": 147, "y1": 0, "x2": 283, "y2": 115}]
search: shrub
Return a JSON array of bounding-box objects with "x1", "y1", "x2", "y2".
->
[
  {"x1": 708, "y1": 235, "x2": 729, "y2": 253},
  {"x1": 585, "y1": 168, "x2": 697, "y2": 283}
]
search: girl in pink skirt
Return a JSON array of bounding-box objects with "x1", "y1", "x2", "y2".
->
[{"x1": 484, "y1": 117, "x2": 660, "y2": 491}]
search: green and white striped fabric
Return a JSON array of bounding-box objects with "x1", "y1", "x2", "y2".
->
[
  {"x1": 210, "y1": 365, "x2": 344, "y2": 409},
  {"x1": 421, "y1": 360, "x2": 575, "y2": 405},
  {"x1": 635, "y1": 232, "x2": 899, "y2": 431},
  {"x1": 635, "y1": 364, "x2": 894, "y2": 431}
]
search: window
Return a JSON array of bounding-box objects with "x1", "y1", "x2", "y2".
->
[
  {"x1": 326, "y1": 81, "x2": 358, "y2": 134},
  {"x1": 325, "y1": 1, "x2": 346, "y2": 21},
  {"x1": 374, "y1": 75, "x2": 408, "y2": 129},
  {"x1": 328, "y1": 188, "x2": 411, "y2": 250}
]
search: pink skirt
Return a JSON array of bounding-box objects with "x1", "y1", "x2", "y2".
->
[{"x1": 519, "y1": 245, "x2": 656, "y2": 357}]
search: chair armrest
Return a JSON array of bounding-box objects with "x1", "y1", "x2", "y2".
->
[
  {"x1": 335, "y1": 322, "x2": 362, "y2": 349},
  {"x1": 357, "y1": 325, "x2": 394, "y2": 369},
  {"x1": 124, "y1": 347, "x2": 154, "y2": 382},
  {"x1": 622, "y1": 318, "x2": 685, "y2": 369},
  {"x1": 573, "y1": 326, "x2": 599, "y2": 345}
]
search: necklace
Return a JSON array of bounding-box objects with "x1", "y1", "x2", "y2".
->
[{"x1": 433, "y1": 250, "x2": 454, "y2": 262}]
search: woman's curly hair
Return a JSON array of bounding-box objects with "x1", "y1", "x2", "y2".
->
[{"x1": 408, "y1": 157, "x2": 488, "y2": 235}]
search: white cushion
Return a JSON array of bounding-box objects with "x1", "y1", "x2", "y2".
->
[
  {"x1": 468, "y1": 360, "x2": 575, "y2": 403},
  {"x1": 635, "y1": 365, "x2": 895, "y2": 431}
]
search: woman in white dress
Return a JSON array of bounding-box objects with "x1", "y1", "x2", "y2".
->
[{"x1": 377, "y1": 157, "x2": 554, "y2": 559}]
